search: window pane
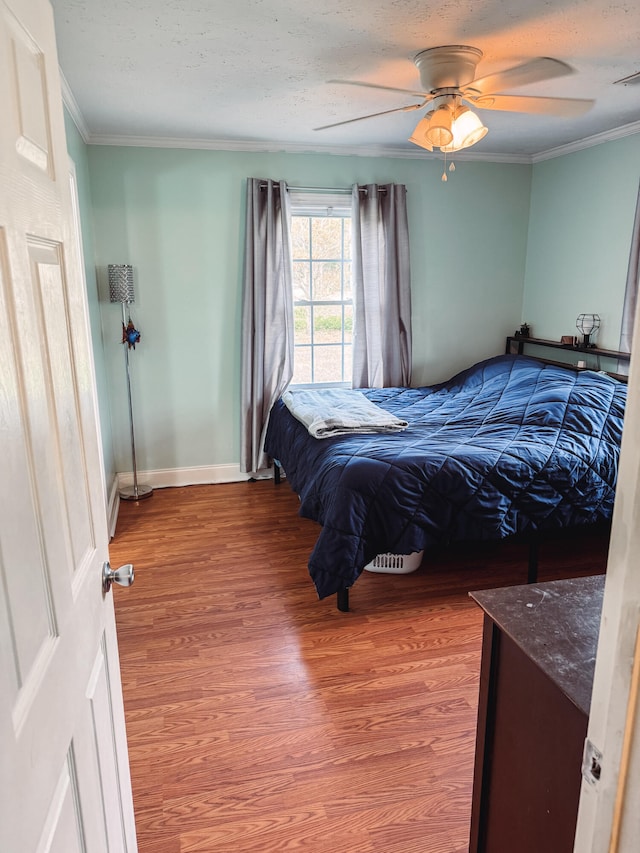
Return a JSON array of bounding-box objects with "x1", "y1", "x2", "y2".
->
[
  {"x1": 344, "y1": 221, "x2": 351, "y2": 260},
  {"x1": 312, "y1": 262, "x2": 342, "y2": 301},
  {"x1": 313, "y1": 305, "x2": 343, "y2": 344},
  {"x1": 294, "y1": 306, "x2": 311, "y2": 344},
  {"x1": 293, "y1": 261, "x2": 310, "y2": 301},
  {"x1": 291, "y1": 217, "x2": 309, "y2": 259},
  {"x1": 292, "y1": 346, "x2": 312, "y2": 385},
  {"x1": 313, "y1": 345, "x2": 344, "y2": 383},
  {"x1": 311, "y1": 217, "x2": 342, "y2": 259}
]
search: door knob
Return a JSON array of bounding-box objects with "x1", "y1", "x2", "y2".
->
[{"x1": 103, "y1": 561, "x2": 135, "y2": 593}]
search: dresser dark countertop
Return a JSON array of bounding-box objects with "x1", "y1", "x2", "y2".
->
[{"x1": 470, "y1": 574, "x2": 605, "y2": 716}]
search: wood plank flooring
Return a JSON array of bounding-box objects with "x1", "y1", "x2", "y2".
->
[{"x1": 109, "y1": 481, "x2": 608, "y2": 853}]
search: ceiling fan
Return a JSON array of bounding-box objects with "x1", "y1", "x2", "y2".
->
[{"x1": 316, "y1": 45, "x2": 595, "y2": 153}]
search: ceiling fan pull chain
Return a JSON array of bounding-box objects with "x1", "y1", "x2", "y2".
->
[
  {"x1": 449, "y1": 161, "x2": 456, "y2": 172},
  {"x1": 442, "y1": 152, "x2": 448, "y2": 182}
]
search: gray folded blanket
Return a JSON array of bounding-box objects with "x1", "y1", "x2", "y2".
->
[{"x1": 282, "y1": 387, "x2": 409, "y2": 439}]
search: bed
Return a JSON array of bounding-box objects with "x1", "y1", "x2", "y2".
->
[{"x1": 264, "y1": 353, "x2": 627, "y2": 609}]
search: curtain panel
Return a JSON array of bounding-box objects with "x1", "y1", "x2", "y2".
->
[
  {"x1": 351, "y1": 183, "x2": 412, "y2": 388},
  {"x1": 240, "y1": 179, "x2": 294, "y2": 475},
  {"x1": 619, "y1": 180, "x2": 640, "y2": 357}
]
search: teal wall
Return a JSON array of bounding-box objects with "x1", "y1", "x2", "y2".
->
[
  {"x1": 85, "y1": 147, "x2": 531, "y2": 475},
  {"x1": 524, "y1": 134, "x2": 640, "y2": 351},
  {"x1": 63, "y1": 111, "x2": 117, "y2": 496}
]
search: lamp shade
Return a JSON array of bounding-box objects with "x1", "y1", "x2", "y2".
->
[
  {"x1": 408, "y1": 116, "x2": 434, "y2": 151},
  {"x1": 425, "y1": 107, "x2": 453, "y2": 148},
  {"x1": 108, "y1": 264, "x2": 135, "y2": 303},
  {"x1": 441, "y1": 106, "x2": 488, "y2": 152},
  {"x1": 576, "y1": 313, "x2": 600, "y2": 335},
  {"x1": 576, "y1": 313, "x2": 600, "y2": 345}
]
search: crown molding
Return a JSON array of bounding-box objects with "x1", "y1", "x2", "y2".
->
[
  {"x1": 84, "y1": 132, "x2": 532, "y2": 164},
  {"x1": 71, "y1": 109, "x2": 640, "y2": 166},
  {"x1": 59, "y1": 70, "x2": 90, "y2": 142},
  {"x1": 533, "y1": 119, "x2": 640, "y2": 163}
]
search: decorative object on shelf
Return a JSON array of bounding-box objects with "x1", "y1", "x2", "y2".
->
[
  {"x1": 108, "y1": 264, "x2": 153, "y2": 502},
  {"x1": 560, "y1": 335, "x2": 577, "y2": 346},
  {"x1": 576, "y1": 313, "x2": 601, "y2": 347},
  {"x1": 514, "y1": 323, "x2": 530, "y2": 338}
]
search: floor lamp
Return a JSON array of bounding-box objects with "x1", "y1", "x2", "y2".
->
[{"x1": 108, "y1": 264, "x2": 153, "y2": 501}]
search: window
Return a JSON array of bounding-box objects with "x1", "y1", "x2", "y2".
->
[{"x1": 289, "y1": 195, "x2": 352, "y2": 386}]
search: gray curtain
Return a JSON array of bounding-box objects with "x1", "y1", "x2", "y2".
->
[
  {"x1": 351, "y1": 183, "x2": 412, "y2": 388},
  {"x1": 619, "y1": 181, "x2": 640, "y2": 356},
  {"x1": 240, "y1": 178, "x2": 294, "y2": 475}
]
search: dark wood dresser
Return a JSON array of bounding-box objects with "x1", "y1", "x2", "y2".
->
[{"x1": 469, "y1": 575, "x2": 605, "y2": 853}]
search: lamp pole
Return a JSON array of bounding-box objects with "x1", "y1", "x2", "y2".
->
[{"x1": 108, "y1": 264, "x2": 152, "y2": 501}]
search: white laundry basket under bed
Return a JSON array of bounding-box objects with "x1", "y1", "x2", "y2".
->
[{"x1": 364, "y1": 550, "x2": 424, "y2": 574}]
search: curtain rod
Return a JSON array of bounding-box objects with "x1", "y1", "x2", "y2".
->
[{"x1": 258, "y1": 183, "x2": 386, "y2": 194}]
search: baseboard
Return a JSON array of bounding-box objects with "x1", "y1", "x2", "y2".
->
[{"x1": 117, "y1": 463, "x2": 259, "y2": 491}]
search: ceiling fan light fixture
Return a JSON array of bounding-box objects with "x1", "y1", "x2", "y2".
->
[
  {"x1": 424, "y1": 106, "x2": 453, "y2": 147},
  {"x1": 408, "y1": 116, "x2": 434, "y2": 151},
  {"x1": 441, "y1": 106, "x2": 488, "y2": 152}
]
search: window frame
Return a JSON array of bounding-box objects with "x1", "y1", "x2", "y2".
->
[{"x1": 289, "y1": 193, "x2": 353, "y2": 389}]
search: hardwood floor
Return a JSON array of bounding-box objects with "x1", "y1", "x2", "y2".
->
[{"x1": 109, "y1": 482, "x2": 608, "y2": 853}]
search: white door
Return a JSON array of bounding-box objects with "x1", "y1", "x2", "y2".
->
[
  {"x1": 0, "y1": 1, "x2": 137, "y2": 851},
  {"x1": 573, "y1": 268, "x2": 640, "y2": 846}
]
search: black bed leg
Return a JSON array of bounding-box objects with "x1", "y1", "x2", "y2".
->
[
  {"x1": 273, "y1": 460, "x2": 281, "y2": 486},
  {"x1": 527, "y1": 535, "x2": 539, "y2": 584},
  {"x1": 337, "y1": 588, "x2": 350, "y2": 612}
]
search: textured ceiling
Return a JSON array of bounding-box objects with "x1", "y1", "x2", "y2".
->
[{"x1": 51, "y1": 0, "x2": 640, "y2": 159}]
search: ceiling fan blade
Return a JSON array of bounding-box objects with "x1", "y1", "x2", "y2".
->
[
  {"x1": 314, "y1": 102, "x2": 425, "y2": 131},
  {"x1": 470, "y1": 57, "x2": 574, "y2": 95},
  {"x1": 328, "y1": 79, "x2": 430, "y2": 98},
  {"x1": 470, "y1": 93, "x2": 595, "y2": 116}
]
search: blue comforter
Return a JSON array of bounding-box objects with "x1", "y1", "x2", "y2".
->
[{"x1": 264, "y1": 355, "x2": 626, "y2": 599}]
